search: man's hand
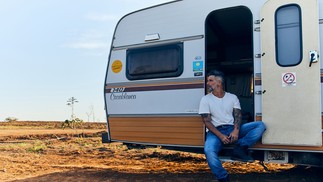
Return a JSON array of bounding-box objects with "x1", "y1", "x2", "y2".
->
[
  {"x1": 220, "y1": 134, "x2": 231, "y2": 145},
  {"x1": 229, "y1": 129, "x2": 239, "y2": 143}
]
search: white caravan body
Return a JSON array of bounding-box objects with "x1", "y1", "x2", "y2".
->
[{"x1": 104, "y1": 0, "x2": 323, "y2": 166}]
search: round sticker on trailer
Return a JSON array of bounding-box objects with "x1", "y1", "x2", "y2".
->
[
  {"x1": 111, "y1": 60, "x2": 122, "y2": 73},
  {"x1": 282, "y1": 72, "x2": 296, "y2": 87}
]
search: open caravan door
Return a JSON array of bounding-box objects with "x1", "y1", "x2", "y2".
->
[{"x1": 261, "y1": 0, "x2": 322, "y2": 146}]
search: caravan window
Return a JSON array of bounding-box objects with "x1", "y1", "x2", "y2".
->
[
  {"x1": 275, "y1": 5, "x2": 302, "y2": 67},
  {"x1": 126, "y1": 43, "x2": 183, "y2": 80}
]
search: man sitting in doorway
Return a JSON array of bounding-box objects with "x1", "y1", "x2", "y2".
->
[{"x1": 199, "y1": 70, "x2": 266, "y2": 182}]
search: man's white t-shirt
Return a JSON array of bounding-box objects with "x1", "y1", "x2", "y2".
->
[{"x1": 199, "y1": 92, "x2": 241, "y2": 128}]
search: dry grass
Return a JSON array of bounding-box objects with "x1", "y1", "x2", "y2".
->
[{"x1": 0, "y1": 121, "x2": 322, "y2": 182}]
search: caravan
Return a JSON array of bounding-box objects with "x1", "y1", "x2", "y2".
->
[{"x1": 104, "y1": 0, "x2": 323, "y2": 166}]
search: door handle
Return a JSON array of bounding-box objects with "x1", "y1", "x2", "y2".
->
[{"x1": 309, "y1": 50, "x2": 319, "y2": 67}]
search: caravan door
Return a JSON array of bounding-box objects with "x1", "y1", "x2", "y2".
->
[{"x1": 261, "y1": 0, "x2": 321, "y2": 146}]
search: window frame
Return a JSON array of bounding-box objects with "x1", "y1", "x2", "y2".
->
[
  {"x1": 275, "y1": 4, "x2": 303, "y2": 67},
  {"x1": 126, "y1": 43, "x2": 184, "y2": 80}
]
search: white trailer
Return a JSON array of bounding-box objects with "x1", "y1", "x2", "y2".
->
[{"x1": 104, "y1": 0, "x2": 323, "y2": 166}]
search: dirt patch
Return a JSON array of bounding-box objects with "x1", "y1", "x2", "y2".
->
[{"x1": 0, "y1": 121, "x2": 322, "y2": 182}]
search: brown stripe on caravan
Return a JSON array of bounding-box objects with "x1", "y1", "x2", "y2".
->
[
  {"x1": 124, "y1": 82, "x2": 203, "y2": 92},
  {"x1": 108, "y1": 116, "x2": 205, "y2": 146},
  {"x1": 256, "y1": 115, "x2": 262, "y2": 121},
  {"x1": 253, "y1": 143, "x2": 323, "y2": 151},
  {"x1": 254, "y1": 73, "x2": 261, "y2": 86},
  {"x1": 105, "y1": 80, "x2": 204, "y2": 93}
]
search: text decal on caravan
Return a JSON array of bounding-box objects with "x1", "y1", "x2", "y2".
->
[{"x1": 110, "y1": 87, "x2": 137, "y2": 101}]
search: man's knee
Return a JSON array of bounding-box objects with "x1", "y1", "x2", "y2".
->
[{"x1": 257, "y1": 121, "x2": 266, "y2": 132}]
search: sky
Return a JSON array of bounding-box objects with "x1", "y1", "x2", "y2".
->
[{"x1": 0, "y1": 0, "x2": 172, "y2": 122}]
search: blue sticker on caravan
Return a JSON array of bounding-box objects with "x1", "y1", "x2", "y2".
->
[
  {"x1": 193, "y1": 61, "x2": 203, "y2": 72},
  {"x1": 195, "y1": 56, "x2": 202, "y2": 60}
]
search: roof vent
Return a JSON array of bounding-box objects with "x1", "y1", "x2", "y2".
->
[{"x1": 145, "y1": 33, "x2": 160, "y2": 41}]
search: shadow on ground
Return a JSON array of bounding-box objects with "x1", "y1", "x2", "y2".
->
[{"x1": 11, "y1": 166, "x2": 323, "y2": 182}]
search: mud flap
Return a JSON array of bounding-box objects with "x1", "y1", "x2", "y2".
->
[{"x1": 101, "y1": 132, "x2": 110, "y2": 143}]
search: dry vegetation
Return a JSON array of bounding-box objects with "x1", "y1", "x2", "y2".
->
[{"x1": 0, "y1": 121, "x2": 322, "y2": 182}]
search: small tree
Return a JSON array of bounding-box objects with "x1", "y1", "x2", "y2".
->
[
  {"x1": 5, "y1": 117, "x2": 18, "y2": 122},
  {"x1": 67, "y1": 97, "x2": 78, "y2": 120},
  {"x1": 61, "y1": 118, "x2": 84, "y2": 129},
  {"x1": 86, "y1": 105, "x2": 95, "y2": 122}
]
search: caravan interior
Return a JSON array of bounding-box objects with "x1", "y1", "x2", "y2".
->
[{"x1": 205, "y1": 6, "x2": 254, "y2": 122}]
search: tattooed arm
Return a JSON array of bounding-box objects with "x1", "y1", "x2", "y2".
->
[
  {"x1": 229, "y1": 108, "x2": 242, "y2": 143},
  {"x1": 233, "y1": 108, "x2": 242, "y2": 130}
]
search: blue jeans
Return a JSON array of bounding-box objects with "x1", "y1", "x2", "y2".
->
[{"x1": 204, "y1": 121, "x2": 266, "y2": 179}]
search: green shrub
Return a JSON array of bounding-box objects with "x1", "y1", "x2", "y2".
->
[
  {"x1": 5, "y1": 117, "x2": 18, "y2": 122},
  {"x1": 61, "y1": 118, "x2": 84, "y2": 129},
  {"x1": 27, "y1": 140, "x2": 47, "y2": 153}
]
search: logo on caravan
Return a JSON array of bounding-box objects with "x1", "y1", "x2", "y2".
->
[{"x1": 110, "y1": 87, "x2": 136, "y2": 100}]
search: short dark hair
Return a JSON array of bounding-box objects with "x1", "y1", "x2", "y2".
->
[
  {"x1": 207, "y1": 70, "x2": 224, "y2": 78},
  {"x1": 207, "y1": 70, "x2": 225, "y2": 87}
]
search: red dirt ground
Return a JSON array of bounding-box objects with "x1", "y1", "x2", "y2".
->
[{"x1": 0, "y1": 121, "x2": 322, "y2": 182}]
